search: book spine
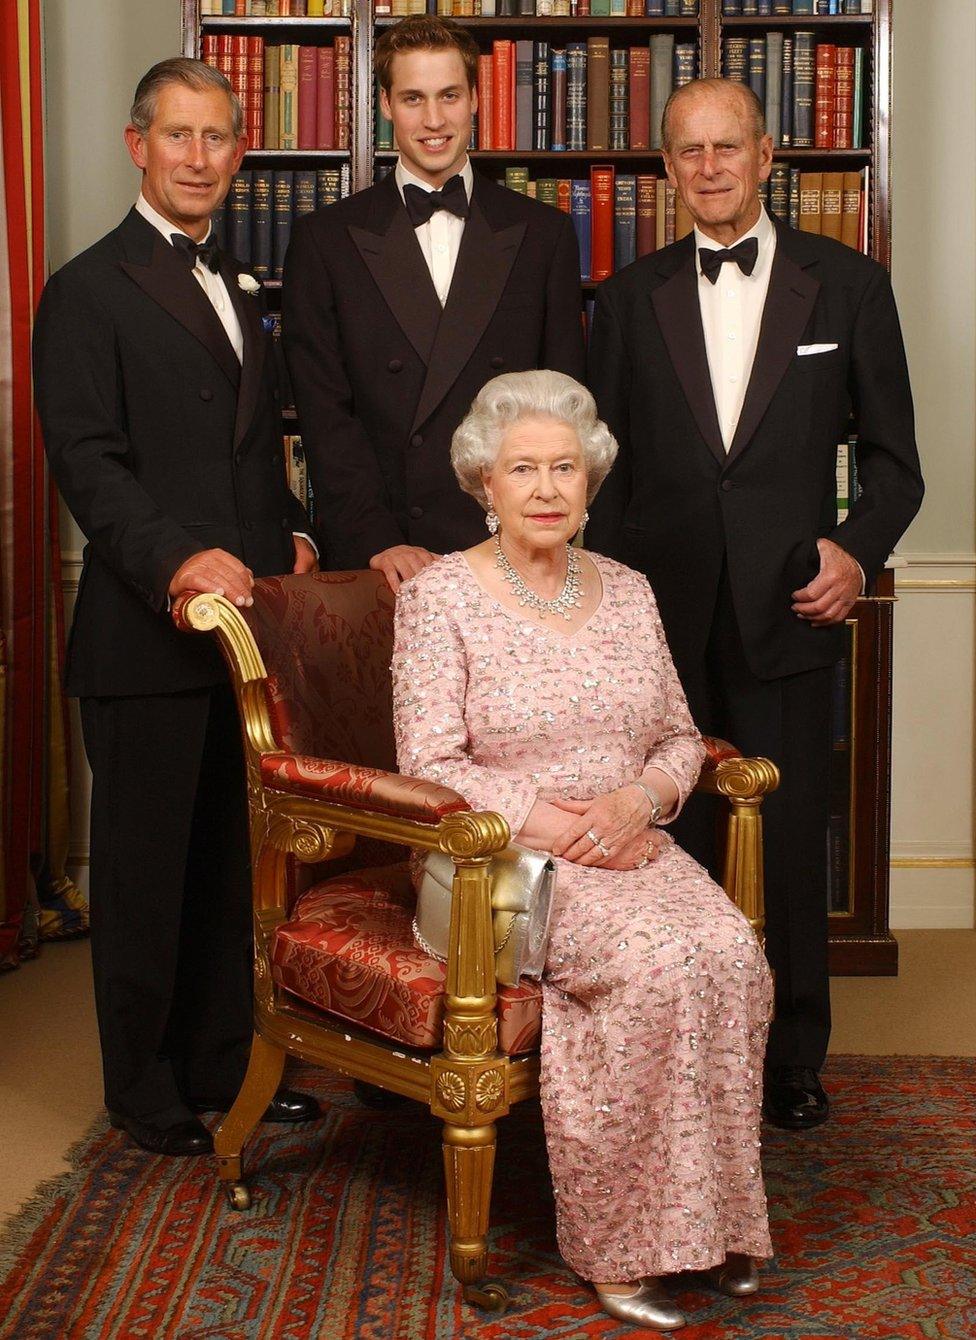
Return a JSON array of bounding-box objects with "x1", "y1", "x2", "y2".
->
[
  {"x1": 316, "y1": 47, "x2": 335, "y2": 150},
  {"x1": 334, "y1": 36, "x2": 351, "y2": 149},
  {"x1": 515, "y1": 39, "x2": 534, "y2": 152},
  {"x1": 533, "y1": 42, "x2": 550, "y2": 151},
  {"x1": 834, "y1": 45, "x2": 854, "y2": 150},
  {"x1": 251, "y1": 169, "x2": 273, "y2": 280},
  {"x1": 477, "y1": 54, "x2": 493, "y2": 149},
  {"x1": 798, "y1": 171, "x2": 823, "y2": 234},
  {"x1": 780, "y1": 37, "x2": 793, "y2": 147},
  {"x1": 590, "y1": 164, "x2": 615, "y2": 281},
  {"x1": 664, "y1": 181, "x2": 676, "y2": 245},
  {"x1": 635, "y1": 173, "x2": 656, "y2": 256},
  {"x1": 649, "y1": 34, "x2": 674, "y2": 149},
  {"x1": 674, "y1": 191, "x2": 693, "y2": 240},
  {"x1": 294, "y1": 169, "x2": 317, "y2": 225},
  {"x1": 297, "y1": 46, "x2": 317, "y2": 151},
  {"x1": 586, "y1": 36, "x2": 610, "y2": 152},
  {"x1": 567, "y1": 43, "x2": 587, "y2": 152},
  {"x1": 613, "y1": 174, "x2": 637, "y2": 271},
  {"x1": 272, "y1": 170, "x2": 294, "y2": 280},
  {"x1": 492, "y1": 40, "x2": 514, "y2": 151},
  {"x1": 821, "y1": 170, "x2": 843, "y2": 240},
  {"x1": 673, "y1": 42, "x2": 696, "y2": 88},
  {"x1": 792, "y1": 31, "x2": 815, "y2": 148},
  {"x1": 570, "y1": 179, "x2": 592, "y2": 280},
  {"x1": 556, "y1": 178, "x2": 572, "y2": 213},
  {"x1": 246, "y1": 36, "x2": 264, "y2": 151},
  {"x1": 315, "y1": 168, "x2": 342, "y2": 208},
  {"x1": 852, "y1": 46, "x2": 865, "y2": 148},
  {"x1": 747, "y1": 37, "x2": 766, "y2": 109},
  {"x1": 536, "y1": 177, "x2": 558, "y2": 209},
  {"x1": 814, "y1": 43, "x2": 836, "y2": 149},
  {"x1": 228, "y1": 170, "x2": 253, "y2": 266},
  {"x1": 655, "y1": 177, "x2": 666, "y2": 249},
  {"x1": 263, "y1": 44, "x2": 280, "y2": 149},
  {"x1": 629, "y1": 46, "x2": 650, "y2": 150},
  {"x1": 789, "y1": 166, "x2": 800, "y2": 229},
  {"x1": 505, "y1": 164, "x2": 530, "y2": 193},
  {"x1": 550, "y1": 49, "x2": 567, "y2": 151},
  {"x1": 609, "y1": 49, "x2": 628, "y2": 152},
  {"x1": 840, "y1": 169, "x2": 861, "y2": 249},
  {"x1": 723, "y1": 36, "x2": 749, "y2": 83},
  {"x1": 768, "y1": 163, "x2": 790, "y2": 223},
  {"x1": 764, "y1": 31, "x2": 783, "y2": 148},
  {"x1": 230, "y1": 35, "x2": 249, "y2": 127},
  {"x1": 279, "y1": 44, "x2": 298, "y2": 150}
]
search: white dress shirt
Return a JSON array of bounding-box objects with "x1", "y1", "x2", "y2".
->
[
  {"x1": 694, "y1": 206, "x2": 776, "y2": 453},
  {"x1": 394, "y1": 157, "x2": 473, "y2": 307},
  {"x1": 136, "y1": 193, "x2": 244, "y2": 364}
]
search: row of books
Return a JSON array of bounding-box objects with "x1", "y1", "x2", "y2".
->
[
  {"x1": 201, "y1": 2, "x2": 351, "y2": 14},
  {"x1": 377, "y1": 2, "x2": 699, "y2": 13},
  {"x1": 498, "y1": 160, "x2": 866, "y2": 279},
  {"x1": 202, "y1": 36, "x2": 351, "y2": 151},
  {"x1": 724, "y1": 33, "x2": 865, "y2": 149},
  {"x1": 212, "y1": 166, "x2": 351, "y2": 278},
  {"x1": 724, "y1": 1, "x2": 871, "y2": 13}
]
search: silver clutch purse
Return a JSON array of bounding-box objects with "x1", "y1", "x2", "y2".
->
[{"x1": 413, "y1": 844, "x2": 555, "y2": 987}]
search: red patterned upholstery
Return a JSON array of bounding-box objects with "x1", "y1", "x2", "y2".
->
[
  {"x1": 261, "y1": 753, "x2": 469, "y2": 823},
  {"x1": 702, "y1": 735, "x2": 742, "y2": 769},
  {"x1": 272, "y1": 864, "x2": 542, "y2": 1055}
]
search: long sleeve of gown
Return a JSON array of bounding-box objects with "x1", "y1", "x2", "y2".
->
[
  {"x1": 392, "y1": 573, "x2": 540, "y2": 836},
  {"x1": 633, "y1": 574, "x2": 706, "y2": 819}
]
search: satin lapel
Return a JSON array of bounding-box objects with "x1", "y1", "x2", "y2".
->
[
  {"x1": 221, "y1": 257, "x2": 266, "y2": 448},
  {"x1": 349, "y1": 206, "x2": 442, "y2": 366},
  {"x1": 120, "y1": 232, "x2": 240, "y2": 390},
  {"x1": 727, "y1": 246, "x2": 820, "y2": 464},
  {"x1": 650, "y1": 246, "x2": 725, "y2": 466},
  {"x1": 410, "y1": 202, "x2": 525, "y2": 436}
]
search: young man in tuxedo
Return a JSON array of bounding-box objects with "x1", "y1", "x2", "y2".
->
[
  {"x1": 588, "y1": 79, "x2": 923, "y2": 1129},
  {"x1": 282, "y1": 14, "x2": 586, "y2": 591},
  {"x1": 33, "y1": 59, "x2": 318, "y2": 1155}
]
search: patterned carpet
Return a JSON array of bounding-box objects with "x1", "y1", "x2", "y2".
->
[{"x1": 1, "y1": 1056, "x2": 974, "y2": 1339}]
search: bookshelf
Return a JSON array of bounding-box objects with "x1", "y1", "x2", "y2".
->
[{"x1": 181, "y1": 0, "x2": 898, "y2": 975}]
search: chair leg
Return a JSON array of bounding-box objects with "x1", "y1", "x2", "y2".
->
[
  {"x1": 214, "y1": 1030, "x2": 286, "y2": 1209},
  {"x1": 442, "y1": 1120, "x2": 510, "y2": 1311}
]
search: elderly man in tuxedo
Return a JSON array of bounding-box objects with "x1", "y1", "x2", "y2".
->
[
  {"x1": 588, "y1": 78, "x2": 922, "y2": 1130},
  {"x1": 33, "y1": 59, "x2": 318, "y2": 1155},
  {"x1": 282, "y1": 14, "x2": 585, "y2": 591}
]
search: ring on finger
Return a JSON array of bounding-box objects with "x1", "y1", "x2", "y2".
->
[{"x1": 586, "y1": 829, "x2": 610, "y2": 859}]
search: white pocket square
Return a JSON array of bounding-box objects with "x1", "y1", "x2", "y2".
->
[{"x1": 796, "y1": 343, "x2": 839, "y2": 356}]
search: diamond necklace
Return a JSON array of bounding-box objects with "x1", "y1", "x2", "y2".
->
[{"x1": 493, "y1": 537, "x2": 583, "y2": 621}]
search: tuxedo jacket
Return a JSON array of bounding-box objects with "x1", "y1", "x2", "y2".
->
[
  {"x1": 282, "y1": 169, "x2": 586, "y2": 568},
  {"x1": 34, "y1": 208, "x2": 307, "y2": 698},
  {"x1": 587, "y1": 220, "x2": 923, "y2": 682}
]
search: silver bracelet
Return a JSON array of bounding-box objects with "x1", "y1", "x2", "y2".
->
[{"x1": 632, "y1": 778, "x2": 663, "y2": 825}]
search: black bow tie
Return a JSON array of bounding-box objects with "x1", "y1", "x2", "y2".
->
[
  {"x1": 170, "y1": 232, "x2": 221, "y2": 273},
  {"x1": 402, "y1": 174, "x2": 470, "y2": 227},
  {"x1": 698, "y1": 236, "x2": 759, "y2": 284}
]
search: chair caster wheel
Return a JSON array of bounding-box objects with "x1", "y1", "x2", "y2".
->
[
  {"x1": 352, "y1": 1080, "x2": 408, "y2": 1110},
  {"x1": 463, "y1": 1280, "x2": 510, "y2": 1312},
  {"x1": 224, "y1": 1182, "x2": 251, "y2": 1211}
]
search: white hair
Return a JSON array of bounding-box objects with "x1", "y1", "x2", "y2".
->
[{"x1": 451, "y1": 369, "x2": 618, "y2": 508}]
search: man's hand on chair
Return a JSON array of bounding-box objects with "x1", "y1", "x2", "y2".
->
[
  {"x1": 169, "y1": 548, "x2": 254, "y2": 607},
  {"x1": 369, "y1": 544, "x2": 439, "y2": 593}
]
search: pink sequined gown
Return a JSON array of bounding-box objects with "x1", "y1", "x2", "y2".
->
[{"x1": 392, "y1": 551, "x2": 772, "y2": 1281}]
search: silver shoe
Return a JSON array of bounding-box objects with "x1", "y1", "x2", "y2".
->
[
  {"x1": 703, "y1": 1256, "x2": 760, "y2": 1297},
  {"x1": 595, "y1": 1281, "x2": 687, "y2": 1331}
]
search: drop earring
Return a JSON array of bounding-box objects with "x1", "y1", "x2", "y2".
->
[
  {"x1": 485, "y1": 499, "x2": 500, "y2": 535},
  {"x1": 577, "y1": 508, "x2": 590, "y2": 542}
]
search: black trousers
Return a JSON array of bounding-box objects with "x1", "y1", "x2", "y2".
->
[
  {"x1": 672, "y1": 572, "x2": 834, "y2": 1073},
  {"x1": 80, "y1": 685, "x2": 252, "y2": 1123}
]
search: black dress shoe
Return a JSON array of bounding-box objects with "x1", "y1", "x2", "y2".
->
[
  {"x1": 352, "y1": 1080, "x2": 409, "y2": 1110},
  {"x1": 108, "y1": 1112, "x2": 213, "y2": 1156},
  {"x1": 763, "y1": 1066, "x2": 829, "y2": 1130},
  {"x1": 187, "y1": 1087, "x2": 320, "y2": 1124}
]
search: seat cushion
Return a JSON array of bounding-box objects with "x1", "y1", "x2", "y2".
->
[{"x1": 271, "y1": 863, "x2": 542, "y2": 1055}]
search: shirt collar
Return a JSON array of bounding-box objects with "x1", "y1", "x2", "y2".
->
[
  {"x1": 693, "y1": 205, "x2": 775, "y2": 278},
  {"x1": 135, "y1": 193, "x2": 214, "y2": 248},
  {"x1": 394, "y1": 156, "x2": 473, "y2": 207}
]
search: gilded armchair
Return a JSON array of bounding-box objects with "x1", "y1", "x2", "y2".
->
[{"x1": 174, "y1": 569, "x2": 778, "y2": 1311}]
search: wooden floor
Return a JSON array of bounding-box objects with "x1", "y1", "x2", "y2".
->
[{"x1": 1, "y1": 931, "x2": 974, "y2": 1228}]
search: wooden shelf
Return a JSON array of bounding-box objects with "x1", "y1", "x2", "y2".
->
[
  {"x1": 243, "y1": 148, "x2": 350, "y2": 158},
  {"x1": 201, "y1": 16, "x2": 351, "y2": 28},
  {"x1": 374, "y1": 15, "x2": 700, "y2": 29},
  {"x1": 720, "y1": 14, "x2": 873, "y2": 26}
]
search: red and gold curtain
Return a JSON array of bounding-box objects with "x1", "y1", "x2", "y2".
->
[{"x1": 1, "y1": 0, "x2": 87, "y2": 970}]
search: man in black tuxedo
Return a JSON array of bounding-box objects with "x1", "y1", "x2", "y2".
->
[
  {"x1": 588, "y1": 79, "x2": 922, "y2": 1129},
  {"x1": 283, "y1": 14, "x2": 585, "y2": 590},
  {"x1": 34, "y1": 59, "x2": 318, "y2": 1155}
]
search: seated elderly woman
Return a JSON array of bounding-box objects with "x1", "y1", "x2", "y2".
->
[{"x1": 391, "y1": 370, "x2": 772, "y2": 1333}]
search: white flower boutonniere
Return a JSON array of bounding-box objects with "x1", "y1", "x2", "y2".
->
[{"x1": 237, "y1": 273, "x2": 261, "y2": 296}]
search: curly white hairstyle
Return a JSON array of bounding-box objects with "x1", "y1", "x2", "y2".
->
[{"x1": 450, "y1": 369, "x2": 618, "y2": 508}]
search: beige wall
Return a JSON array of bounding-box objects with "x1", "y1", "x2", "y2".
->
[{"x1": 46, "y1": 1, "x2": 976, "y2": 926}]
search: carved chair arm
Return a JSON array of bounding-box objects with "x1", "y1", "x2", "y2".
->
[{"x1": 260, "y1": 752, "x2": 470, "y2": 826}]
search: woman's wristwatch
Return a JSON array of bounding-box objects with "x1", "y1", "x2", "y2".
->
[{"x1": 632, "y1": 778, "x2": 664, "y2": 825}]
